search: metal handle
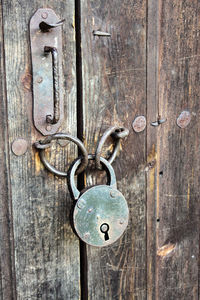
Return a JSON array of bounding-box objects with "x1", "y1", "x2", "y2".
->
[{"x1": 44, "y1": 46, "x2": 60, "y2": 124}]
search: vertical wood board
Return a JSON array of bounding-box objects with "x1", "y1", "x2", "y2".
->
[
  {"x1": 146, "y1": 0, "x2": 159, "y2": 298},
  {"x1": 148, "y1": 1, "x2": 200, "y2": 299},
  {"x1": 2, "y1": 1, "x2": 80, "y2": 299},
  {"x1": 0, "y1": 1, "x2": 16, "y2": 299},
  {"x1": 81, "y1": 0, "x2": 147, "y2": 298}
]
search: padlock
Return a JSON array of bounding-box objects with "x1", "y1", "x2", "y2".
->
[{"x1": 68, "y1": 155, "x2": 129, "y2": 247}]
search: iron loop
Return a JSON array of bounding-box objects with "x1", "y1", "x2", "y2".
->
[
  {"x1": 34, "y1": 133, "x2": 88, "y2": 176},
  {"x1": 34, "y1": 140, "x2": 52, "y2": 150},
  {"x1": 68, "y1": 154, "x2": 117, "y2": 200},
  {"x1": 111, "y1": 127, "x2": 129, "y2": 139},
  {"x1": 95, "y1": 126, "x2": 129, "y2": 170}
]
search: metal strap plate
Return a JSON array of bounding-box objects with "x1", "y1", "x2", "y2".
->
[{"x1": 30, "y1": 8, "x2": 64, "y2": 135}]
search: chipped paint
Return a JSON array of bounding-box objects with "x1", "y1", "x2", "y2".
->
[{"x1": 157, "y1": 243, "x2": 176, "y2": 257}]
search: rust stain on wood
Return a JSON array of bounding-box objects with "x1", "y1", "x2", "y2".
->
[
  {"x1": 21, "y1": 70, "x2": 32, "y2": 91},
  {"x1": 157, "y1": 243, "x2": 176, "y2": 257},
  {"x1": 147, "y1": 144, "x2": 156, "y2": 163}
]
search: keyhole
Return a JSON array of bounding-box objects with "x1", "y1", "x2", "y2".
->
[{"x1": 100, "y1": 223, "x2": 110, "y2": 241}]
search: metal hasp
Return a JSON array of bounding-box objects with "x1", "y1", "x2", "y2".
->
[{"x1": 30, "y1": 8, "x2": 64, "y2": 135}]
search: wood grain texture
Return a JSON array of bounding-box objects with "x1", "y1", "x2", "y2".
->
[
  {"x1": 0, "y1": 2, "x2": 16, "y2": 299},
  {"x1": 1, "y1": 0, "x2": 199, "y2": 298},
  {"x1": 147, "y1": 1, "x2": 200, "y2": 299},
  {"x1": 146, "y1": 0, "x2": 159, "y2": 298},
  {"x1": 81, "y1": 0, "x2": 147, "y2": 298},
  {"x1": 2, "y1": 1, "x2": 79, "y2": 299}
]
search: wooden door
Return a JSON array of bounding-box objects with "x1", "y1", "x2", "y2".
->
[{"x1": 0, "y1": 1, "x2": 199, "y2": 299}]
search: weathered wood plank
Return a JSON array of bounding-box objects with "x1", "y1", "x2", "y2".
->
[
  {"x1": 0, "y1": 2, "x2": 16, "y2": 299},
  {"x1": 148, "y1": 1, "x2": 200, "y2": 299},
  {"x1": 81, "y1": 0, "x2": 147, "y2": 298},
  {"x1": 146, "y1": 0, "x2": 159, "y2": 299},
  {"x1": 2, "y1": 1, "x2": 79, "y2": 299}
]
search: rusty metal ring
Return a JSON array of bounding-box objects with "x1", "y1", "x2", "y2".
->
[
  {"x1": 34, "y1": 133, "x2": 88, "y2": 176},
  {"x1": 68, "y1": 154, "x2": 117, "y2": 200},
  {"x1": 95, "y1": 126, "x2": 129, "y2": 170}
]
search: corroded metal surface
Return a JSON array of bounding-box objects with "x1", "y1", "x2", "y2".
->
[
  {"x1": 132, "y1": 116, "x2": 146, "y2": 132},
  {"x1": 73, "y1": 185, "x2": 129, "y2": 247},
  {"x1": 177, "y1": 111, "x2": 191, "y2": 128},
  {"x1": 95, "y1": 126, "x2": 129, "y2": 170},
  {"x1": 11, "y1": 139, "x2": 28, "y2": 156},
  {"x1": 30, "y1": 8, "x2": 64, "y2": 135},
  {"x1": 69, "y1": 155, "x2": 129, "y2": 247},
  {"x1": 34, "y1": 133, "x2": 88, "y2": 176},
  {"x1": 69, "y1": 155, "x2": 117, "y2": 200},
  {"x1": 44, "y1": 46, "x2": 60, "y2": 124}
]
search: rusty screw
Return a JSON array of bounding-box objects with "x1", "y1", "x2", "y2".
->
[
  {"x1": 110, "y1": 190, "x2": 118, "y2": 198},
  {"x1": 46, "y1": 124, "x2": 52, "y2": 132},
  {"x1": 37, "y1": 76, "x2": 43, "y2": 83},
  {"x1": 177, "y1": 111, "x2": 191, "y2": 128},
  {"x1": 41, "y1": 12, "x2": 48, "y2": 19},
  {"x1": 132, "y1": 116, "x2": 146, "y2": 133}
]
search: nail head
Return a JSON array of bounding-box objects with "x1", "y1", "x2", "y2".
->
[
  {"x1": 132, "y1": 116, "x2": 146, "y2": 132},
  {"x1": 110, "y1": 190, "x2": 118, "y2": 198},
  {"x1": 41, "y1": 12, "x2": 48, "y2": 19},
  {"x1": 12, "y1": 139, "x2": 28, "y2": 156},
  {"x1": 46, "y1": 124, "x2": 52, "y2": 131},
  {"x1": 37, "y1": 76, "x2": 43, "y2": 83},
  {"x1": 177, "y1": 111, "x2": 191, "y2": 128}
]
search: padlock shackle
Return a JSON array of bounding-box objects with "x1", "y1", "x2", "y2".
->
[{"x1": 68, "y1": 154, "x2": 117, "y2": 200}]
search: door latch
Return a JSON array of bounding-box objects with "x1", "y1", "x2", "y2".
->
[{"x1": 30, "y1": 8, "x2": 64, "y2": 135}]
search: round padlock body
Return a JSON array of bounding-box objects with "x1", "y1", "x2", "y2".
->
[{"x1": 73, "y1": 185, "x2": 129, "y2": 247}]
